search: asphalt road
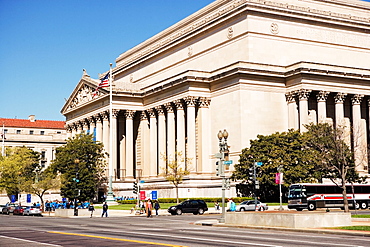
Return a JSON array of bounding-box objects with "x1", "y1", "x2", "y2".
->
[{"x1": 1, "y1": 213, "x2": 370, "y2": 247}]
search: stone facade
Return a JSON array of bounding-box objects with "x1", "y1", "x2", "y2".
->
[{"x1": 61, "y1": 0, "x2": 370, "y2": 198}]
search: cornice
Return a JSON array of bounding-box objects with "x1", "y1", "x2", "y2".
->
[{"x1": 113, "y1": 0, "x2": 369, "y2": 75}]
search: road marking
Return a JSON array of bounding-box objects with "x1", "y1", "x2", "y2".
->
[
  {"x1": 47, "y1": 231, "x2": 186, "y2": 247},
  {"x1": 0, "y1": 235, "x2": 62, "y2": 246}
]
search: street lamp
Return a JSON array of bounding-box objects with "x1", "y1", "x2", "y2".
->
[
  {"x1": 218, "y1": 129, "x2": 228, "y2": 223},
  {"x1": 74, "y1": 159, "x2": 80, "y2": 216}
]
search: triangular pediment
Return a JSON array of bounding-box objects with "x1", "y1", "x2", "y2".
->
[{"x1": 61, "y1": 70, "x2": 108, "y2": 114}]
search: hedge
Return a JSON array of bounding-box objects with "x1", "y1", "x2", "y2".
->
[{"x1": 117, "y1": 197, "x2": 252, "y2": 204}]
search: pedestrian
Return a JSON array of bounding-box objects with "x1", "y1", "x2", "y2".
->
[
  {"x1": 101, "y1": 202, "x2": 108, "y2": 217},
  {"x1": 214, "y1": 201, "x2": 220, "y2": 211},
  {"x1": 145, "y1": 199, "x2": 152, "y2": 218},
  {"x1": 229, "y1": 199, "x2": 236, "y2": 212},
  {"x1": 140, "y1": 200, "x2": 145, "y2": 214},
  {"x1": 154, "y1": 200, "x2": 160, "y2": 216},
  {"x1": 88, "y1": 203, "x2": 95, "y2": 218}
]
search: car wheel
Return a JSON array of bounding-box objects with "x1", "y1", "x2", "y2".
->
[
  {"x1": 176, "y1": 209, "x2": 182, "y2": 215},
  {"x1": 259, "y1": 207, "x2": 265, "y2": 211},
  {"x1": 361, "y1": 202, "x2": 368, "y2": 210},
  {"x1": 198, "y1": 208, "x2": 204, "y2": 215},
  {"x1": 296, "y1": 208, "x2": 303, "y2": 211},
  {"x1": 240, "y1": 208, "x2": 245, "y2": 212},
  {"x1": 308, "y1": 202, "x2": 316, "y2": 211}
]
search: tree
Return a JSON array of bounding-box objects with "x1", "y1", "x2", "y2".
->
[
  {"x1": 232, "y1": 129, "x2": 321, "y2": 202},
  {"x1": 50, "y1": 133, "x2": 106, "y2": 202},
  {"x1": 304, "y1": 123, "x2": 361, "y2": 212},
  {"x1": 161, "y1": 152, "x2": 190, "y2": 203},
  {"x1": 0, "y1": 147, "x2": 40, "y2": 201}
]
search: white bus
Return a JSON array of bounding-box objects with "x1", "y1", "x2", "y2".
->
[{"x1": 288, "y1": 183, "x2": 370, "y2": 211}]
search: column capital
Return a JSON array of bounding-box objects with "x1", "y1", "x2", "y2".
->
[
  {"x1": 285, "y1": 91, "x2": 296, "y2": 103},
  {"x1": 124, "y1": 110, "x2": 135, "y2": 119},
  {"x1": 184, "y1": 96, "x2": 197, "y2": 107},
  {"x1": 101, "y1": 111, "x2": 110, "y2": 120},
  {"x1": 334, "y1": 92, "x2": 347, "y2": 103},
  {"x1": 112, "y1": 109, "x2": 121, "y2": 118},
  {"x1": 297, "y1": 89, "x2": 311, "y2": 100},
  {"x1": 155, "y1": 106, "x2": 165, "y2": 115},
  {"x1": 140, "y1": 111, "x2": 148, "y2": 121},
  {"x1": 352, "y1": 94, "x2": 364, "y2": 105},
  {"x1": 88, "y1": 116, "x2": 96, "y2": 124},
  {"x1": 163, "y1": 102, "x2": 174, "y2": 113},
  {"x1": 198, "y1": 97, "x2": 211, "y2": 108},
  {"x1": 316, "y1": 91, "x2": 330, "y2": 102},
  {"x1": 82, "y1": 119, "x2": 89, "y2": 127},
  {"x1": 147, "y1": 108, "x2": 157, "y2": 118},
  {"x1": 174, "y1": 99, "x2": 185, "y2": 109}
]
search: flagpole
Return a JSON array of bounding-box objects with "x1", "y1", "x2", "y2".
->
[{"x1": 107, "y1": 63, "x2": 114, "y2": 202}]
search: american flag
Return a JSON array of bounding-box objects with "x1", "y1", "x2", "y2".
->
[{"x1": 93, "y1": 72, "x2": 110, "y2": 97}]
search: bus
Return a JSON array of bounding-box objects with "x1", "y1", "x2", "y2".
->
[{"x1": 288, "y1": 183, "x2": 370, "y2": 211}]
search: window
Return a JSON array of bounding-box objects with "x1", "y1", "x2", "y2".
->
[
  {"x1": 41, "y1": 151, "x2": 46, "y2": 159},
  {"x1": 40, "y1": 131, "x2": 45, "y2": 135},
  {"x1": 16, "y1": 130, "x2": 21, "y2": 134},
  {"x1": 57, "y1": 131, "x2": 61, "y2": 134},
  {"x1": 4, "y1": 129, "x2": 7, "y2": 134},
  {"x1": 29, "y1": 130, "x2": 34, "y2": 135}
]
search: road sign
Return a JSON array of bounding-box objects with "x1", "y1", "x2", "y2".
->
[
  {"x1": 255, "y1": 162, "x2": 263, "y2": 166},
  {"x1": 214, "y1": 153, "x2": 222, "y2": 158},
  {"x1": 224, "y1": 160, "x2": 233, "y2": 165}
]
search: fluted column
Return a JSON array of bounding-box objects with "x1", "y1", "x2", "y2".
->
[
  {"x1": 83, "y1": 120, "x2": 89, "y2": 134},
  {"x1": 77, "y1": 121, "x2": 83, "y2": 134},
  {"x1": 285, "y1": 92, "x2": 298, "y2": 130},
  {"x1": 334, "y1": 93, "x2": 347, "y2": 128},
  {"x1": 71, "y1": 124, "x2": 77, "y2": 137},
  {"x1": 298, "y1": 89, "x2": 311, "y2": 132},
  {"x1": 352, "y1": 95, "x2": 366, "y2": 172},
  {"x1": 156, "y1": 106, "x2": 166, "y2": 173},
  {"x1": 111, "y1": 110, "x2": 119, "y2": 180},
  {"x1": 89, "y1": 117, "x2": 95, "y2": 137},
  {"x1": 174, "y1": 100, "x2": 186, "y2": 169},
  {"x1": 102, "y1": 112, "x2": 110, "y2": 153},
  {"x1": 317, "y1": 91, "x2": 329, "y2": 123},
  {"x1": 140, "y1": 111, "x2": 150, "y2": 177},
  {"x1": 148, "y1": 109, "x2": 158, "y2": 176},
  {"x1": 164, "y1": 103, "x2": 176, "y2": 160},
  {"x1": 198, "y1": 97, "x2": 211, "y2": 173},
  {"x1": 125, "y1": 110, "x2": 135, "y2": 178},
  {"x1": 185, "y1": 96, "x2": 197, "y2": 170},
  {"x1": 95, "y1": 114, "x2": 103, "y2": 143}
]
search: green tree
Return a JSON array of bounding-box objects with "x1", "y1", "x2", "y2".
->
[
  {"x1": 304, "y1": 123, "x2": 361, "y2": 212},
  {"x1": 161, "y1": 152, "x2": 190, "y2": 203},
  {"x1": 0, "y1": 146, "x2": 40, "y2": 200},
  {"x1": 232, "y1": 129, "x2": 321, "y2": 202},
  {"x1": 50, "y1": 133, "x2": 106, "y2": 202}
]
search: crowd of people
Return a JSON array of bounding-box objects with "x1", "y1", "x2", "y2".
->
[
  {"x1": 115, "y1": 196, "x2": 137, "y2": 201},
  {"x1": 43, "y1": 200, "x2": 92, "y2": 211}
]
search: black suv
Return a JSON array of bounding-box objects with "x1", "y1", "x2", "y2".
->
[{"x1": 168, "y1": 199, "x2": 208, "y2": 215}]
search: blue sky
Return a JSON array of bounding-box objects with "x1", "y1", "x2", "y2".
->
[{"x1": 0, "y1": 0, "x2": 369, "y2": 121}]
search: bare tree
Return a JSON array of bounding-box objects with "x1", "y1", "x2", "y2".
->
[{"x1": 161, "y1": 152, "x2": 191, "y2": 203}]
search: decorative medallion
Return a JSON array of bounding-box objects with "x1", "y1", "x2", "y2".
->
[
  {"x1": 188, "y1": 46, "x2": 193, "y2": 57},
  {"x1": 227, "y1": 27, "x2": 233, "y2": 39},
  {"x1": 270, "y1": 23, "x2": 279, "y2": 34}
]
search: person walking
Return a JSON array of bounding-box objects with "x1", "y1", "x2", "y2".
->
[
  {"x1": 145, "y1": 199, "x2": 152, "y2": 218},
  {"x1": 88, "y1": 203, "x2": 95, "y2": 218},
  {"x1": 154, "y1": 200, "x2": 160, "y2": 216},
  {"x1": 101, "y1": 202, "x2": 108, "y2": 217}
]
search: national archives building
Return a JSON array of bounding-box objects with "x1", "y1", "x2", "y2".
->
[{"x1": 62, "y1": 0, "x2": 370, "y2": 198}]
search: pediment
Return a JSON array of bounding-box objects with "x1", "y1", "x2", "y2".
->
[{"x1": 61, "y1": 70, "x2": 108, "y2": 114}]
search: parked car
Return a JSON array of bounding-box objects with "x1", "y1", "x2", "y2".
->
[
  {"x1": 0, "y1": 205, "x2": 6, "y2": 214},
  {"x1": 168, "y1": 199, "x2": 208, "y2": 215},
  {"x1": 13, "y1": 206, "x2": 27, "y2": 215},
  {"x1": 23, "y1": 206, "x2": 42, "y2": 216},
  {"x1": 235, "y1": 200, "x2": 268, "y2": 211},
  {"x1": 2, "y1": 203, "x2": 19, "y2": 215}
]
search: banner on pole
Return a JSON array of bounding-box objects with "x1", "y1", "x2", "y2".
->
[
  {"x1": 140, "y1": 191, "x2": 146, "y2": 200},
  {"x1": 275, "y1": 173, "x2": 284, "y2": 184}
]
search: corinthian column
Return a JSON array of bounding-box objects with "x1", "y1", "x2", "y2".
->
[
  {"x1": 156, "y1": 106, "x2": 166, "y2": 174},
  {"x1": 148, "y1": 109, "x2": 158, "y2": 176},
  {"x1": 285, "y1": 92, "x2": 298, "y2": 130},
  {"x1": 174, "y1": 99, "x2": 186, "y2": 169},
  {"x1": 111, "y1": 110, "x2": 119, "y2": 180},
  {"x1": 140, "y1": 111, "x2": 150, "y2": 177},
  {"x1": 334, "y1": 93, "x2": 347, "y2": 128},
  {"x1": 95, "y1": 114, "x2": 103, "y2": 143},
  {"x1": 198, "y1": 97, "x2": 211, "y2": 173},
  {"x1": 185, "y1": 96, "x2": 197, "y2": 171},
  {"x1": 298, "y1": 89, "x2": 311, "y2": 132},
  {"x1": 164, "y1": 103, "x2": 175, "y2": 160},
  {"x1": 316, "y1": 91, "x2": 329, "y2": 123},
  {"x1": 125, "y1": 110, "x2": 135, "y2": 178},
  {"x1": 352, "y1": 95, "x2": 366, "y2": 172},
  {"x1": 102, "y1": 112, "x2": 110, "y2": 153}
]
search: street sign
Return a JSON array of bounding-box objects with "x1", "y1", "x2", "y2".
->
[
  {"x1": 140, "y1": 180, "x2": 145, "y2": 183},
  {"x1": 140, "y1": 191, "x2": 146, "y2": 200},
  {"x1": 27, "y1": 194, "x2": 31, "y2": 203},
  {"x1": 255, "y1": 162, "x2": 263, "y2": 166},
  {"x1": 151, "y1": 191, "x2": 158, "y2": 200},
  {"x1": 224, "y1": 160, "x2": 233, "y2": 165},
  {"x1": 214, "y1": 153, "x2": 222, "y2": 158}
]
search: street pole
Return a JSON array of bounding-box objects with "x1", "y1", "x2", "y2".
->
[
  {"x1": 254, "y1": 162, "x2": 257, "y2": 211},
  {"x1": 277, "y1": 165, "x2": 283, "y2": 211},
  {"x1": 217, "y1": 129, "x2": 228, "y2": 223}
]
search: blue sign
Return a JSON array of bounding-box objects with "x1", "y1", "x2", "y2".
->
[
  {"x1": 62, "y1": 198, "x2": 67, "y2": 202},
  {"x1": 151, "y1": 191, "x2": 158, "y2": 200},
  {"x1": 255, "y1": 162, "x2": 263, "y2": 166},
  {"x1": 140, "y1": 180, "x2": 145, "y2": 183},
  {"x1": 224, "y1": 160, "x2": 233, "y2": 165},
  {"x1": 27, "y1": 194, "x2": 31, "y2": 203},
  {"x1": 11, "y1": 195, "x2": 16, "y2": 203}
]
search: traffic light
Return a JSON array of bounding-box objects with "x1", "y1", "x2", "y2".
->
[
  {"x1": 225, "y1": 178, "x2": 230, "y2": 189},
  {"x1": 248, "y1": 167, "x2": 254, "y2": 181},
  {"x1": 216, "y1": 161, "x2": 220, "y2": 176},
  {"x1": 224, "y1": 149, "x2": 229, "y2": 161},
  {"x1": 133, "y1": 182, "x2": 138, "y2": 194}
]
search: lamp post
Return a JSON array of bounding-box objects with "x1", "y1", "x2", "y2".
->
[
  {"x1": 217, "y1": 129, "x2": 228, "y2": 223},
  {"x1": 277, "y1": 165, "x2": 284, "y2": 211},
  {"x1": 74, "y1": 159, "x2": 80, "y2": 216}
]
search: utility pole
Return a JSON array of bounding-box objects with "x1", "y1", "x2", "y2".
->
[{"x1": 217, "y1": 129, "x2": 229, "y2": 223}]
